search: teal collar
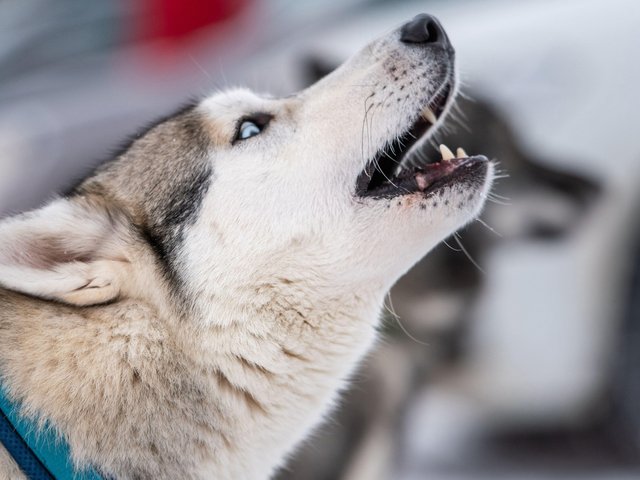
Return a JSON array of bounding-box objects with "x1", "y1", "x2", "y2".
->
[{"x1": 0, "y1": 383, "x2": 104, "y2": 480}]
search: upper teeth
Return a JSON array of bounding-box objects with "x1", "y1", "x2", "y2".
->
[
  {"x1": 422, "y1": 107, "x2": 437, "y2": 124},
  {"x1": 439, "y1": 144, "x2": 455, "y2": 161},
  {"x1": 439, "y1": 144, "x2": 468, "y2": 161}
]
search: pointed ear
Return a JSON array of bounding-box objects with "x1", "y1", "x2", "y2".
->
[{"x1": 0, "y1": 198, "x2": 134, "y2": 306}]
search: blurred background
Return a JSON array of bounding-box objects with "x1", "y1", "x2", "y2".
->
[{"x1": 1, "y1": 0, "x2": 640, "y2": 478}]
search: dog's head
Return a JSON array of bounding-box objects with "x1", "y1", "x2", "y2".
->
[{"x1": 0, "y1": 15, "x2": 492, "y2": 315}]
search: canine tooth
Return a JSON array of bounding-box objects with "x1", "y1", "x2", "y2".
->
[
  {"x1": 456, "y1": 147, "x2": 468, "y2": 158},
  {"x1": 439, "y1": 144, "x2": 455, "y2": 161},
  {"x1": 422, "y1": 107, "x2": 437, "y2": 124}
]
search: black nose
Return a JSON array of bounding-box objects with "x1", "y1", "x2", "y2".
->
[{"x1": 400, "y1": 14, "x2": 451, "y2": 49}]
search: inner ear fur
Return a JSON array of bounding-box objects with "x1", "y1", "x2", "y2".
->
[{"x1": 0, "y1": 197, "x2": 137, "y2": 306}]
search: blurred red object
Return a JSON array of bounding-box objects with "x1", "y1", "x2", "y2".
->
[
  {"x1": 139, "y1": 0, "x2": 251, "y2": 44},
  {"x1": 133, "y1": 0, "x2": 255, "y2": 69}
]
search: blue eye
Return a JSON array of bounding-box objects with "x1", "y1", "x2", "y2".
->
[
  {"x1": 238, "y1": 121, "x2": 261, "y2": 141},
  {"x1": 233, "y1": 113, "x2": 273, "y2": 143}
]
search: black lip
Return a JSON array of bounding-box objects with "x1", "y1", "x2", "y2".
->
[
  {"x1": 423, "y1": 156, "x2": 490, "y2": 195},
  {"x1": 357, "y1": 155, "x2": 488, "y2": 199}
]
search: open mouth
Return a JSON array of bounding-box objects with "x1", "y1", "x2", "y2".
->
[{"x1": 355, "y1": 80, "x2": 487, "y2": 199}]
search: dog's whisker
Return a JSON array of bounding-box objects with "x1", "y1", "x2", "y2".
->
[
  {"x1": 489, "y1": 192, "x2": 511, "y2": 201},
  {"x1": 456, "y1": 89, "x2": 476, "y2": 103},
  {"x1": 475, "y1": 217, "x2": 503, "y2": 237},
  {"x1": 486, "y1": 193, "x2": 511, "y2": 205},
  {"x1": 361, "y1": 94, "x2": 377, "y2": 166},
  {"x1": 188, "y1": 54, "x2": 214, "y2": 82},
  {"x1": 367, "y1": 99, "x2": 383, "y2": 163},
  {"x1": 453, "y1": 232, "x2": 485, "y2": 274},
  {"x1": 384, "y1": 293, "x2": 431, "y2": 347},
  {"x1": 442, "y1": 238, "x2": 463, "y2": 252}
]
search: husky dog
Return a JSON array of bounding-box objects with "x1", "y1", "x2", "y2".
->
[{"x1": 0, "y1": 14, "x2": 493, "y2": 480}]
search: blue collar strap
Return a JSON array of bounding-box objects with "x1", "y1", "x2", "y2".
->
[{"x1": 0, "y1": 384, "x2": 104, "y2": 480}]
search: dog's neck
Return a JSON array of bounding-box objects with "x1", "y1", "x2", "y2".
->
[{"x1": 0, "y1": 278, "x2": 383, "y2": 479}]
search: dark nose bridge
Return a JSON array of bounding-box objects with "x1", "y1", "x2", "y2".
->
[{"x1": 400, "y1": 14, "x2": 452, "y2": 51}]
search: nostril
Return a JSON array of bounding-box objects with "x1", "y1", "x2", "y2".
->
[{"x1": 425, "y1": 19, "x2": 439, "y2": 43}]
